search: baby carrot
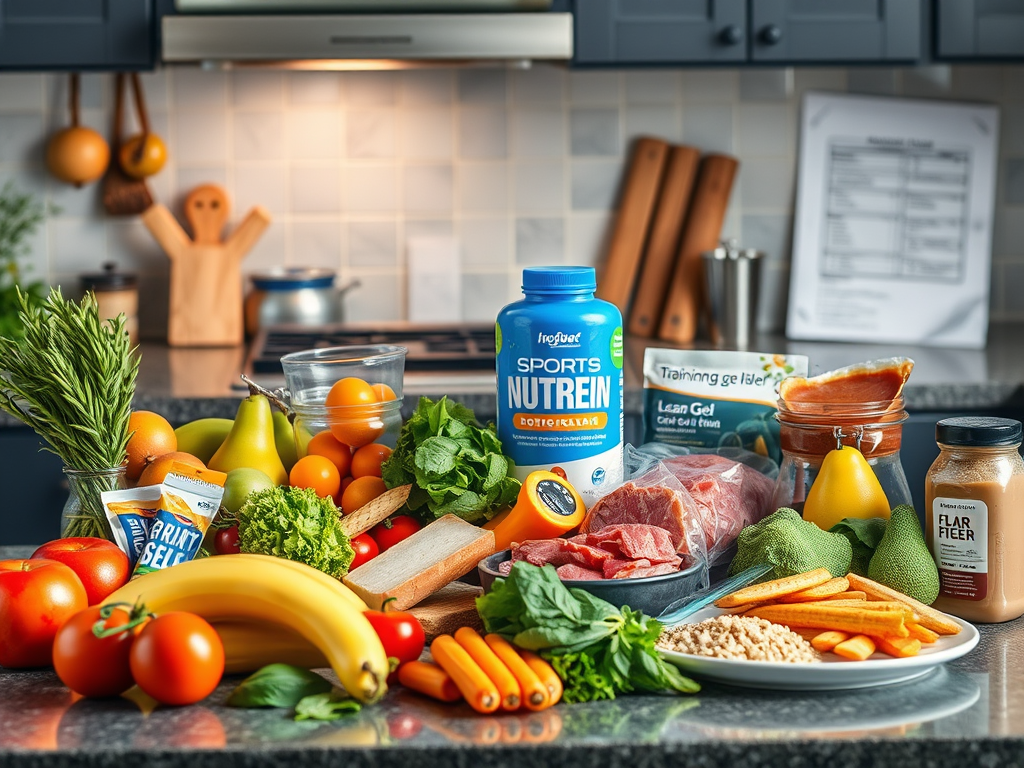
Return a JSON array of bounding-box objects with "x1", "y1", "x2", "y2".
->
[
  {"x1": 810, "y1": 630, "x2": 850, "y2": 653},
  {"x1": 484, "y1": 634, "x2": 549, "y2": 711},
  {"x1": 397, "y1": 660, "x2": 462, "y2": 703},
  {"x1": 906, "y1": 622, "x2": 940, "y2": 644},
  {"x1": 518, "y1": 649, "x2": 563, "y2": 706},
  {"x1": 431, "y1": 634, "x2": 500, "y2": 714},
  {"x1": 454, "y1": 626, "x2": 522, "y2": 711},
  {"x1": 832, "y1": 634, "x2": 876, "y2": 661}
]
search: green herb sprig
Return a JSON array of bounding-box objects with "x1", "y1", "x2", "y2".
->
[
  {"x1": 0, "y1": 287, "x2": 138, "y2": 538},
  {"x1": 0, "y1": 181, "x2": 49, "y2": 339}
]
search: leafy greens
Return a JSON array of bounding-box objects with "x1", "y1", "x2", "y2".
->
[
  {"x1": 476, "y1": 561, "x2": 700, "y2": 703},
  {"x1": 381, "y1": 396, "x2": 521, "y2": 524}
]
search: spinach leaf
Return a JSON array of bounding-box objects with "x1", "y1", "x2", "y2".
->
[
  {"x1": 293, "y1": 692, "x2": 362, "y2": 722},
  {"x1": 830, "y1": 517, "x2": 887, "y2": 576},
  {"x1": 225, "y1": 664, "x2": 333, "y2": 708}
]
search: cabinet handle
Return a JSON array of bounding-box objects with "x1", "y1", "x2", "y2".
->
[
  {"x1": 718, "y1": 24, "x2": 744, "y2": 46},
  {"x1": 759, "y1": 24, "x2": 783, "y2": 45}
]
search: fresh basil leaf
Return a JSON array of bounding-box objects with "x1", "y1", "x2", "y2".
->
[
  {"x1": 293, "y1": 692, "x2": 362, "y2": 722},
  {"x1": 225, "y1": 664, "x2": 332, "y2": 708}
]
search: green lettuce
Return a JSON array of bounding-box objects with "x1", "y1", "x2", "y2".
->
[
  {"x1": 381, "y1": 396, "x2": 521, "y2": 524},
  {"x1": 237, "y1": 486, "x2": 354, "y2": 577}
]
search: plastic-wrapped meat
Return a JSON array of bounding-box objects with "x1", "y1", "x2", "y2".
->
[
  {"x1": 510, "y1": 539, "x2": 575, "y2": 568},
  {"x1": 611, "y1": 561, "x2": 680, "y2": 580},
  {"x1": 556, "y1": 563, "x2": 604, "y2": 581},
  {"x1": 585, "y1": 524, "x2": 679, "y2": 563},
  {"x1": 661, "y1": 453, "x2": 774, "y2": 559},
  {"x1": 580, "y1": 482, "x2": 699, "y2": 554}
]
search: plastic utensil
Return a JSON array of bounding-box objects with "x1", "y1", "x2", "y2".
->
[{"x1": 656, "y1": 564, "x2": 773, "y2": 626}]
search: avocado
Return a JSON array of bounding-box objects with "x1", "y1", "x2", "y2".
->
[
  {"x1": 729, "y1": 508, "x2": 853, "y2": 582},
  {"x1": 867, "y1": 505, "x2": 940, "y2": 604}
]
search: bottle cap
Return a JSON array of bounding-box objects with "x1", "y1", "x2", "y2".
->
[
  {"x1": 936, "y1": 416, "x2": 1023, "y2": 447},
  {"x1": 80, "y1": 262, "x2": 137, "y2": 291},
  {"x1": 522, "y1": 266, "x2": 597, "y2": 295}
]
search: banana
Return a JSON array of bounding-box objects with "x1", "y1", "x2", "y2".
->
[
  {"x1": 214, "y1": 619, "x2": 329, "y2": 673},
  {"x1": 174, "y1": 418, "x2": 233, "y2": 464},
  {"x1": 229, "y1": 554, "x2": 368, "y2": 610},
  {"x1": 104, "y1": 555, "x2": 389, "y2": 703}
]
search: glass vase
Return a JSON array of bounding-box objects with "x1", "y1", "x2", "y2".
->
[{"x1": 61, "y1": 466, "x2": 127, "y2": 541}]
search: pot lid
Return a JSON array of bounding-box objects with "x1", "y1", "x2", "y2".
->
[
  {"x1": 80, "y1": 261, "x2": 137, "y2": 290},
  {"x1": 250, "y1": 267, "x2": 335, "y2": 290}
]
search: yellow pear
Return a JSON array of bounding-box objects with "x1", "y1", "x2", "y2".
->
[
  {"x1": 802, "y1": 445, "x2": 890, "y2": 531},
  {"x1": 209, "y1": 395, "x2": 288, "y2": 486},
  {"x1": 272, "y1": 409, "x2": 298, "y2": 473}
]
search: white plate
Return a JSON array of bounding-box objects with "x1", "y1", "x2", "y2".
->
[{"x1": 658, "y1": 606, "x2": 980, "y2": 691}]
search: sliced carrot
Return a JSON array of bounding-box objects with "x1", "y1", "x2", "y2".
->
[
  {"x1": 874, "y1": 635, "x2": 922, "y2": 659},
  {"x1": 431, "y1": 634, "x2": 500, "y2": 713},
  {"x1": 824, "y1": 591, "x2": 866, "y2": 601},
  {"x1": 810, "y1": 630, "x2": 850, "y2": 653},
  {"x1": 846, "y1": 573, "x2": 961, "y2": 635},
  {"x1": 746, "y1": 603, "x2": 908, "y2": 638},
  {"x1": 484, "y1": 634, "x2": 549, "y2": 711},
  {"x1": 518, "y1": 649, "x2": 563, "y2": 706},
  {"x1": 454, "y1": 626, "x2": 521, "y2": 711},
  {"x1": 397, "y1": 660, "x2": 462, "y2": 703},
  {"x1": 778, "y1": 577, "x2": 851, "y2": 602},
  {"x1": 832, "y1": 634, "x2": 876, "y2": 661},
  {"x1": 906, "y1": 622, "x2": 940, "y2": 644}
]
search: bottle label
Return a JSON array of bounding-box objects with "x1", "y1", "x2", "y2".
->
[{"x1": 932, "y1": 496, "x2": 988, "y2": 601}]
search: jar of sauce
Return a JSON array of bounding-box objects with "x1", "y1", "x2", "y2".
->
[{"x1": 925, "y1": 416, "x2": 1024, "y2": 623}]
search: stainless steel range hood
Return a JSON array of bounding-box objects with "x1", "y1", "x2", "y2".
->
[{"x1": 162, "y1": 3, "x2": 573, "y2": 67}]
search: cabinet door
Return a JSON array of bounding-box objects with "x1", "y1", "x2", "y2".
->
[
  {"x1": 936, "y1": 0, "x2": 1024, "y2": 59},
  {"x1": 750, "y1": 0, "x2": 920, "y2": 63},
  {"x1": 575, "y1": 0, "x2": 746, "y2": 64},
  {"x1": 0, "y1": 429, "x2": 65, "y2": 547},
  {"x1": 0, "y1": 0, "x2": 152, "y2": 70}
]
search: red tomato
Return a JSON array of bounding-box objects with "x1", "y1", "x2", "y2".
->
[
  {"x1": 369, "y1": 515, "x2": 422, "y2": 552},
  {"x1": 129, "y1": 612, "x2": 224, "y2": 706},
  {"x1": 549, "y1": 466, "x2": 567, "y2": 481},
  {"x1": 52, "y1": 606, "x2": 136, "y2": 697},
  {"x1": 214, "y1": 526, "x2": 240, "y2": 555},
  {"x1": 0, "y1": 559, "x2": 87, "y2": 668},
  {"x1": 31, "y1": 538, "x2": 129, "y2": 606},
  {"x1": 349, "y1": 533, "x2": 379, "y2": 570},
  {"x1": 363, "y1": 605, "x2": 425, "y2": 666}
]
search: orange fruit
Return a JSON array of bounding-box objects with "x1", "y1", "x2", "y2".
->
[
  {"x1": 126, "y1": 411, "x2": 177, "y2": 481},
  {"x1": 372, "y1": 383, "x2": 397, "y2": 402},
  {"x1": 306, "y1": 431, "x2": 352, "y2": 477},
  {"x1": 137, "y1": 451, "x2": 205, "y2": 487},
  {"x1": 289, "y1": 455, "x2": 341, "y2": 500},
  {"x1": 340, "y1": 476, "x2": 386, "y2": 514},
  {"x1": 350, "y1": 443, "x2": 392, "y2": 479},
  {"x1": 325, "y1": 377, "x2": 377, "y2": 409},
  {"x1": 325, "y1": 377, "x2": 383, "y2": 448}
]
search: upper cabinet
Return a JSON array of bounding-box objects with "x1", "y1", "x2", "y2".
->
[
  {"x1": 574, "y1": 0, "x2": 921, "y2": 65},
  {"x1": 935, "y1": 0, "x2": 1024, "y2": 60},
  {"x1": 0, "y1": 0, "x2": 153, "y2": 70}
]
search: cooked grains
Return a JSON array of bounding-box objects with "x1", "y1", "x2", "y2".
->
[{"x1": 659, "y1": 614, "x2": 822, "y2": 663}]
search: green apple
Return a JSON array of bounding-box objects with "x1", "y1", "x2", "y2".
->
[{"x1": 222, "y1": 467, "x2": 276, "y2": 514}]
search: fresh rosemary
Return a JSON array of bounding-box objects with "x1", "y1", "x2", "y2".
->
[{"x1": 0, "y1": 288, "x2": 138, "y2": 538}]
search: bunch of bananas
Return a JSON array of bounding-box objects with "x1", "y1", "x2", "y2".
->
[{"x1": 104, "y1": 554, "x2": 389, "y2": 703}]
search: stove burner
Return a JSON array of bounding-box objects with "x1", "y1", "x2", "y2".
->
[{"x1": 247, "y1": 323, "x2": 497, "y2": 375}]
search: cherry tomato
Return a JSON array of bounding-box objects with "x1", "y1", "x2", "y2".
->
[
  {"x1": 129, "y1": 612, "x2": 224, "y2": 706},
  {"x1": 325, "y1": 377, "x2": 377, "y2": 409},
  {"x1": 52, "y1": 605, "x2": 136, "y2": 697},
  {"x1": 0, "y1": 559, "x2": 87, "y2": 668},
  {"x1": 214, "y1": 526, "x2": 240, "y2": 555},
  {"x1": 350, "y1": 443, "x2": 392, "y2": 479},
  {"x1": 372, "y1": 383, "x2": 397, "y2": 402},
  {"x1": 364, "y1": 603, "x2": 425, "y2": 665},
  {"x1": 289, "y1": 454, "x2": 341, "y2": 499},
  {"x1": 306, "y1": 431, "x2": 353, "y2": 477},
  {"x1": 549, "y1": 466, "x2": 567, "y2": 481},
  {"x1": 31, "y1": 538, "x2": 129, "y2": 606},
  {"x1": 326, "y1": 377, "x2": 383, "y2": 447},
  {"x1": 369, "y1": 515, "x2": 422, "y2": 552},
  {"x1": 340, "y1": 476, "x2": 386, "y2": 514},
  {"x1": 349, "y1": 533, "x2": 379, "y2": 570}
]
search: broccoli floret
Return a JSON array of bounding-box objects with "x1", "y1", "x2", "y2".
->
[{"x1": 728, "y1": 508, "x2": 852, "y2": 582}]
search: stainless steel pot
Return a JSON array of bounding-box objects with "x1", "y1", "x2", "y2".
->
[{"x1": 243, "y1": 268, "x2": 359, "y2": 336}]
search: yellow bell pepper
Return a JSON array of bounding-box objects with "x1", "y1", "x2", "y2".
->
[{"x1": 802, "y1": 445, "x2": 890, "y2": 531}]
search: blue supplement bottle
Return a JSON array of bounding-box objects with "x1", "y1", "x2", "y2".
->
[{"x1": 496, "y1": 266, "x2": 624, "y2": 497}]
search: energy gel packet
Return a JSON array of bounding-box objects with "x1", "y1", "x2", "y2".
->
[{"x1": 102, "y1": 485, "x2": 162, "y2": 568}]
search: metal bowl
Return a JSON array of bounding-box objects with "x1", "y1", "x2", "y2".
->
[{"x1": 478, "y1": 550, "x2": 707, "y2": 618}]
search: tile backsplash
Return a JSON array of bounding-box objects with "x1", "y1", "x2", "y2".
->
[{"x1": 1, "y1": 64, "x2": 1023, "y2": 338}]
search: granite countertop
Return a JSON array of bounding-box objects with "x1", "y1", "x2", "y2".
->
[{"x1": 0, "y1": 543, "x2": 1021, "y2": 767}]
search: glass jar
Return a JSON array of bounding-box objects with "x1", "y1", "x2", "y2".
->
[
  {"x1": 771, "y1": 396, "x2": 912, "y2": 513},
  {"x1": 925, "y1": 416, "x2": 1024, "y2": 623},
  {"x1": 61, "y1": 466, "x2": 127, "y2": 540},
  {"x1": 293, "y1": 399, "x2": 404, "y2": 459}
]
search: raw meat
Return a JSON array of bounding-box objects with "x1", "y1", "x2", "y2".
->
[
  {"x1": 563, "y1": 539, "x2": 615, "y2": 568},
  {"x1": 586, "y1": 524, "x2": 678, "y2": 563},
  {"x1": 612, "y1": 561, "x2": 680, "y2": 580},
  {"x1": 511, "y1": 539, "x2": 575, "y2": 568},
  {"x1": 580, "y1": 483, "x2": 697, "y2": 554},
  {"x1": 556, "y1": 563, "x2": 604, "y2": 581}
]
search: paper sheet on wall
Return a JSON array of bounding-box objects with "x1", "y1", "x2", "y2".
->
[{"x1": 787, "y1": 92, "x2": 999, "y2": 349}]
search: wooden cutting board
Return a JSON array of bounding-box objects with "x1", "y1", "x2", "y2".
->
[
  {"x1": 595, "y1": 137, "x2": 669, "y2": 316},
  {"x1": 142, "y1": 184, "x2": 270, "y2": 347},
  {"x1": 407, "y1": 581, "x2": 485, "y2": 642},
  {"x1": 657, "y1": 154, "x2": 739, "y2": 344},
  {"x1": 627, "y1": 145, "x2": 700, "y2": 338}
]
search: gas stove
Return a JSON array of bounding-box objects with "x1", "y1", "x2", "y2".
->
[{"x1": 242, "y1": 322, "x2": 497, "y2": 393}]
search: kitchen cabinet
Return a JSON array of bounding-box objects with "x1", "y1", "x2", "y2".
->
[
  {"x1": 0, "y1": 429, "x2": 65, "y2": 547},
  {"x1": 935, "y1": 0, "x2": 1024, "y2": 60},
  {"x1": 0, "y1": 0, "x2": 154, "y2": 71},
  {"x1": 574, "y1": 0, "x2": 921, "y2": 66}
]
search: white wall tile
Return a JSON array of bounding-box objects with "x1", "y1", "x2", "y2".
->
[
  {"x1": 568, "y1": 212, "x2": 612, "y2": 267},
  {"x1": 242, "y1": 221, "x2": 287, "y2": 274},
  {"x1": 233, "y1": 71, "x2": 285, "y2": 108},
  {"x1": 458, "y1": 70, "x2": 507, "y2": 104},
  {"x1": 50, "y1": 219, "x2": 107, "y2": 273},
  {"x1": 512, "y1": 65, "x2": 565, "y2": 104},
  {"x1": 234, "y1": 111, "x2": 285, "y2": 162},
  {"x1": 624, "y1": 71, "x2": 681, "y2": 104},
  {"x1": 570, "y1": 160, "x2": 621, "y2": 211},
  {"x1": 348, "y1": 220, "x2": 398, "y2": 267},
  {"x1": 570, "y1": 108, "x2": 621, "y2": 156},
  {"x1": 400, "y1": 108, "x2": 453, "y2": 159},
  {"x1": 682, "y1": 70, "x2": 739, "y2": 103},
  {"x1": 0, "y1": 115, "x2": 44, "y2": 164},
  {"x1": 514, "y1": 161, "x2": 563, "y2": 213},
  {"x1": 400, "y1": 70, "x2": 454, "y2": 105},
  {"x1": 47, "y1": 177, "x2": 104, "y2": 219},
  {"x1": 737, "y1": 103, "x2": 795, "y2": 157},
  {"x1": 459, "y1": 108, "x2": 507, "y2": 159},
  {"x1": 681, "y1": 103, "x2": 735, "y2": 154},
  {"x1": 346, "y1": 110, "x2": 396, "y2": 159},
  {"x1": 345, "y1": 72, "x2": 398, "y2": 106},
  {"x1": 342, "y1": 165, "x2": 398, "y2": 212},
  {"x1": 511, "y1": 108, "x2": 565, "y2": 158},
  {"x1": 739, "y1": 69, "x2": 793, "y2": 101},
  {"x1": 290, "y1": 221, "x2": 342, "y2": 270},
  {"x1": 624, "y1": 105, "x2": 680, "y2": 143},
  {"x1": 174, "y1": 110, "x2": 229, "y2": 164},
  {"x1": 739, "y1": 157, "x2": 795, "y2": 211},
  {"x1": 173, "y1": 68, "x2": 228, "y2": 110},
  {"x1": 233, "y1": 165, "x2": 288, "y2": 216},
  {"x1": 515, "y1": 217, "x2": 564, "y2": 265},
  {"x1": 458, "y1": 163, "x2": 506, "y2": 212},
  {"x1": 287, "y1": 110, "x2": 342, "y2": 160},
  {"x1": 847, "y1": 68, "x2": 900, "y2": 97},
  {"x1": 288, "y1": 72, "x2": 342, "y2": 105},
  {"x1": 290, "y1": 166, "x2": 341, "y2": 214},
  {"x1": 462, "y1": 272, "x2": 510, "y2": 321},
  {"x1": 346, "y1": 273, "x2": 402, "y2": 321},
  {"x1": 569, "y1": 71, "x2": 620, "y2": 106},
  {"x1": 404, "y1": 164, "x2": 454, "y2": 212},
  {"x1": 459, "y1": 217, "x2": 510, "y2": 268},
  {"x1": 139, "y1": 70, "x2": 170, "y2": 114},
  {"x1": 0, "y1": 74, "x2": 44, "y2": 112},
  {"x1": 106, "y1": 218, "x2": 168, "y2": 276},
  {"x1": 405, "y1": 219, "x2": 454, "y2": 239}
]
